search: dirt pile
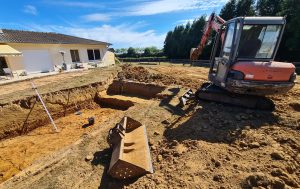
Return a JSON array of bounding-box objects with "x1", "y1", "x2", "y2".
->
[{"x1": 117, "y1": 64, "x2": 196, "y2": 88}]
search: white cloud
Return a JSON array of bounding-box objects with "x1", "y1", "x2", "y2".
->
[
  {"x1": 23, "y1": 5, "x2": 38, "y2": 15},
  {"x1": 127, "y1": 0, "x2": 227, "y2": 16},
  {"x1": 45, "y1": 1, "x2": 103, "y2": 8},
  {"x1": 176, "y1": 19, "x2": 195, "y2": 25},
  {"x1": 82, "y1": 13, "x2": 111, "y2": 22},
  {"x1": 26, "y1": 23, "x2": 165, "y2": 48}
]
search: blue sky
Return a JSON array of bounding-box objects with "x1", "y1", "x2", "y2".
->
[{"x1": 0, "y1": 0, "x2": 228, "y2": 48}]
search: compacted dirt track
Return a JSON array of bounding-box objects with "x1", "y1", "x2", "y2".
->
[{"x1": 0, "y1": 64, "x2": 299, "y2": 189}]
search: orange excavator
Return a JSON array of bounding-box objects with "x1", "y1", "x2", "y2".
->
[{"x1": 187, "y1": 13, "x2": 297, "y2": 110}]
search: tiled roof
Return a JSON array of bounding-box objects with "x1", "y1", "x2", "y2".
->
[{"x1": 0, "y1": 29, "x2": 111, "y2": 45}]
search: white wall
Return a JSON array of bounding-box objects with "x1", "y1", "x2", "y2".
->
[{"x1": 5, "y1": 43, "x2": 115, "y2": 74}]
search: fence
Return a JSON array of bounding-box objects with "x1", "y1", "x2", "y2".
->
[{"x1": 118, "y1": 58, "x2": 211, "y2": 67}]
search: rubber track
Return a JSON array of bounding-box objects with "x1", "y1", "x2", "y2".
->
[{"x1": 196, "y1": 83, "x2": 275, "y2": 111}]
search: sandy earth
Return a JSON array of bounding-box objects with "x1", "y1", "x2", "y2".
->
[
  {"x1": 0, "y1": 70, "x2": 89, "y2": 96},
  {"x1": 0, "y1": 107, "x2": 123, "y2": 183},
  {"x1": 0, "y1": 64, "x2": 299, "y2": 189}
]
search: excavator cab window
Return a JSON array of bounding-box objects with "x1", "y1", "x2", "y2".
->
[
  {"x1": 237, "y1": 24, "x2": 282, "y2": 59},
  {"x1": 221, "y1": 23, "x2": 235, "y2": 59}
]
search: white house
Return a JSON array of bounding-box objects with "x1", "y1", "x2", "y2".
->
[{"x1": 0, "y1": 29, "x2": 115, "y2": 77}]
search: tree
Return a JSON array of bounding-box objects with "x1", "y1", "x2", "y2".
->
[
  {"x1": 127, "y1": 47, "x2": 137, "y2": 57},
  {"x1": 220, "y1": 0, "x2": 236, "y2": 20},
  {"x1": 235, "y1": 0, "x2": 256, "y2": 16},
  {"x1": 276, "y1": 0, "x2": 300, "y2": 61},
  {"x1": 143, "y1": 47, "x2": 151, "y2": 57},
  {"x1": 164, "y1": 31, "x2": 174, "y2": 58},
  {"x1": 163, "y1": 16, "x2": 208, "y2": 59},
  {"x1": 256, "y1": 0, "x2": 282, "y2": 16}
]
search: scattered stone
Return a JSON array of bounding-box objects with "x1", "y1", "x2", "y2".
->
[
  {"x1": 271, "y1": 178, "x2": 285, "y2": 189},
  {"x1": 148, "y1": 139, "x2": 154, "y2": 146},
  {"x1": 85, "y1": 154, "x2": 93, "y2": 161},
  {"x1": 175, "y1": 144, "x2": 188, "y2": 154},
  {"x1": 157, "y1": 155, "x2": 163, "y2": 162},
  {"x1": 74, "y1": 111, "x2": 82, "y2": 115},
  {"x1": 245, "y1": 173, "x2": 270, "y2": 187},
  {"x1": 213, "y1": 174, "x2": 223, "y2": 182},
  {"x1": 286, "y1": 164, "x2": 296, "y2": 174},
  {"x1": 295, "y1": 154, "x2": 300, "y2": 162},
  {"x1": 244, "y1": 125, "x2": 251, "y2": 130},
  {"x1": 154, "y1": 131, "x2": 160, "y2": 136},
  {"x1": 151, "y1": 145, "x2": 157, "y2": 150},
  {"x1": 239, "y1": 141, "x2": 248, "y2": 147},
  {"x1": 259, "y1": 141, "x2": 268, "y2": 146},
  {"x1": 170, "y1": 140, "x2": 179, "y2": 147},
  {"x1": 215, "y1": 160, "x2": 221, "y2": 168},
  {"x1": 249, "y1": 142, "x2": 260, "y2": 148},
  {"x1": 162, "y1": 120, "x2": 170, "y2": 125},
  {"x1": 271, "y1": 151, "x2": 286, "y2": 160},
  {"x1": 280, "y1": 176, "x2": 299, "y2": 188},
  {"x1": 225, "y1": 155, "x2": 231, "y2": 161},
  {"x1": 271, "y1": 168, "x2": 289, "y2": 177}
]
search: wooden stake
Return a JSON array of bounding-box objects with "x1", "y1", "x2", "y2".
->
[{"x1": 31, "y1": 81, "x2": 59, "y2": 132}]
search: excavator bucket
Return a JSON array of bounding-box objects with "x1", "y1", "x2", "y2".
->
[
  {"x1": 179, "y1": 89, "x2": 194, "y2": 107},
  {"x1": 107, "y1": 117, "x2": 153, "y2": 180}
]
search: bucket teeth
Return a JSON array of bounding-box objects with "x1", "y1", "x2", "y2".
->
[{"x1": 107, "y1": 117, "x2": 153, "y2": 180}]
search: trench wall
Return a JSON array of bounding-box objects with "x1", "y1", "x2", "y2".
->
[{"x1": 0, "y1": 81, "x2": 111, "y2": 140}]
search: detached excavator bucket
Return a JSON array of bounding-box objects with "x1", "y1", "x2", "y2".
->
[{"x1": 107, "y1": 117, "x2": 153, "y2": 180}]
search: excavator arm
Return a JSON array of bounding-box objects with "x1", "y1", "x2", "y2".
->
[{"x1": 190, "y1": 13, "x2": 226, "y2": 60}]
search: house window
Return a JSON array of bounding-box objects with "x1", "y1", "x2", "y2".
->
[
  {"x1": 70, "y1": 50, "x2": 80, "y2": 62},
  {"x1": 87, "y1": 49, "x2": 101, "y2": 61},
  {"x1": 0, "y1": 57, "x2": 8, "y2": 76},
  {"x1": 0, "y1": 57, "x2": 8, "y2": 68}
]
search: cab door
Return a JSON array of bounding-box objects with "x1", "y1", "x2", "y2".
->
[{"x1": 215, "y1": 21, "x2": 237, "y2": 87}]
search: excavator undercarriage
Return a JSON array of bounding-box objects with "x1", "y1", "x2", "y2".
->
[{"x1": 195, "y1": 82, "x2": 275, "y2": 110}]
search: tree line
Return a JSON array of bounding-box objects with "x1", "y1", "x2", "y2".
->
[
  {"x1": 115, "y1": 47, "x2": 164, "y2": 58},
  {"x1": 163, "y1": 0, "x2": 300, "y2": 62}
]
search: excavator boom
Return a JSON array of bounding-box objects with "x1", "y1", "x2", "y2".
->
[{"x1": 190, "y1": 13, "x2": 225, "y2": 60}]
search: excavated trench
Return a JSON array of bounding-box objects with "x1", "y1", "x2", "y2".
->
[
  {"x1": 0, "y1": 80, "x2": 165, "y2": 140},
  {"x1": 0, "y1": 79, "x2": 166, "y2": 183}
]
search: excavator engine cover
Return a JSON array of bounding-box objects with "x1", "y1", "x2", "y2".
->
[{"x1": 107, "y1": 117, "x2": 153, "y2": 179}]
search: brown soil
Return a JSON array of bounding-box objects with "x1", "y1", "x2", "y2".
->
[
  {"x1": 0, "y1": 107, "x2": 122, "y2": 183},
  {"x1": 117, "y1": 64, "x2": 207, "y2": 90},
  {"x1": 0, "y1": 64, "x2": 299, "y2": 189},
  {"x1": 0, "y1": 69, "x2": 117, "y2": 140}
]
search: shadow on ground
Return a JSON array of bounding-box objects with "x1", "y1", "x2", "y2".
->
[
  {"x1": 159, "y1": 87, "x2": 185, "y2": 116},
  {"x1": 92, "y1": 148, "x2": 139, "y2": 189},
  {"x1": 164, "y1": 101, "x2": 280, "y2": 144}
]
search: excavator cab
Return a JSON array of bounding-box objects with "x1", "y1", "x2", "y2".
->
[{"x1": 208, "y1": 17, "x2": 296, "y2": 95}]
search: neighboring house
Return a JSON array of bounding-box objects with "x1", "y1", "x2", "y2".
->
[{"x1": 0, "y1": 29, "x2": 115, "y2": 76}]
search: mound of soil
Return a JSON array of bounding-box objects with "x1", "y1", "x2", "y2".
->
[{"x1": 117, "y1": 64, "x2": 195, "y2": 88}]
